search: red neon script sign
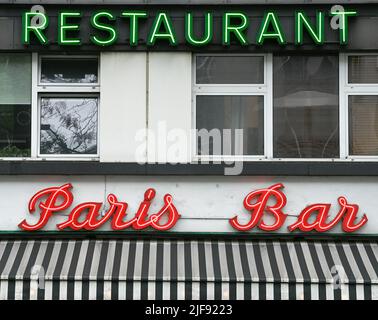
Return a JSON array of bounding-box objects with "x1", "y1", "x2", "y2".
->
[
  {"x1": 230, "y1": 183, "x2": 368, "y2": 233},
  {"x1": 19, "y1": 183, "x2": 181, "y2": 231},
  {"x1": 19, "y1": 183, "x2": 368, "y2": 233}
]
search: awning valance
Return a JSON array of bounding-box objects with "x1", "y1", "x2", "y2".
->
[{"x1": 0, "y1": 239, "x2": 377, "y2": 300}]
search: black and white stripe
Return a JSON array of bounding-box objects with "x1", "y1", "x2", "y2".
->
[{"x1": 0, "y1": 239, "x2": 377, "y2": 300}]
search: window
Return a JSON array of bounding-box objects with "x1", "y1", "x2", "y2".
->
[
  {"x1": 194, "y1": 53, "x2": 378, "y2": 161},
  {"x1": 0, "y1": 54, "x2": 32, "y2": 157},
  {"x1": 40, "y1": 57, "x2": 98, "y2": 84},
  {"x1": 273, "y1": 55, "x2": 339, "y2": 158},
  {"x1": 194, "y1": 54, "x2": 268, "y2": 158},
  {"x1": 196, "y1": 96, "x2": 264, "y2": 155},
  {"x1": 348, "y1": 55, "x2": 378, "y2": 84},
  {"x1": 0, "y1": 54, "x2": 99, "y2": 159},
  {"x1": 193, "y1": 54, "x2": 342, "y2": 160},
  {"x1": 343, "y1": 54, "x2": 378, "y2": 158},
  {"x1": 40, "y1": 97, "x2": 98, "y2": 155},
  {"x1": 348, "y1": 95, "x2": 378, "y2": 155},
  {"x1": 196, "y1": 56, "x2": 264, "y2": 84},
  {"x1": 37, "y1": 55, "x2": 99, "y2": 157}
]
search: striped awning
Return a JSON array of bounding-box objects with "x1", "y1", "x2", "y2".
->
[{"x1": 0, "y1": 239, "x2": 377, "y2": 300}]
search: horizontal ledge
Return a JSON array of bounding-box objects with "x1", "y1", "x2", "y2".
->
[
  {"x1": 0, "y1": 231, "x2": 376, "y2": 241},
  {"x1": 1, "y1": 1, "x2": 377, "y2": 5},
  {"x1": 1, "y1": 161, "x2": 378, "y2": 176}
]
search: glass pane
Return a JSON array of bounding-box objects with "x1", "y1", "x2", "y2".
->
[
  {"x1": 40, "y1": 97, "x2": 98, "y2": 155},
  {"x1": 349, "y1": 95, "x2": 378, "y2": 155},
  {"x1": 0, "y1": 105, "x2": 31, "y2": 157},
  {"x1": 196, "y1": 95, "x2": 264, "y2": 155},
  {"x1": 348, "y1": 56, "x2": 378, "y2": 84},
  {"x1": 0, "y1": 54, "x2": 31, "y2": 104},
  {"x1": 196, "y1": 56, "x2": 264, "y2": 84},
  {"x1": 40, "y1": 58, "x2": 98, "y2": 83},
  {"x1": 273, "y1": 55, "x2": 339, "y2": 158}
]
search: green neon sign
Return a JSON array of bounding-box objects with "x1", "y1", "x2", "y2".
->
[
  {"x1": 58, "y1": 11, "x2": 82, "y2": 46},
  {"x1": 22, "y1": 12, "x2": 49, "y2": 44},
  {"x1": 257, "y1": 12, "x2": 286, "y2": 45},
  {"x1": 147, "y1": 12, "x2": 177, "y2": 46},
  {"x1": 222, "y1": 12, "x2": 249, "y2": 46},
  {"x1": 329, "y1": 9, "x2": 357, "y2": 45},
  {"x1": 91, "y1": 11, "x2": 118, "y2": 46},
  {"x1": 185, "y1": 12, "x2": 213, "y2": 46},
  {"x1": 121, "y1": 11, "x2": 148, "y2": 46},
  {"x1": 295, "y1": 11, "x2": 325, "y2": 45},
  {"x1": 21, "y1": 9, "x2": 358, "y2": 47}
]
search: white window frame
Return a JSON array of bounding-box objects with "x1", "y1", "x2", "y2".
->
[
  {"x1": 33, "y1": 53, "x2": 100, "y2": 160},
  {"x1": 192, "y1": 53, "x2": 273, "y2": 162},
  {"x1": 38, "y1": 55, "x2": 100, "y2": 88},
  {"x1": 340, "y1": 53, "x2": 378, "y2": 161},
  {"x1": 192, "y1": 53, "x2": 341, "y2": 162}
]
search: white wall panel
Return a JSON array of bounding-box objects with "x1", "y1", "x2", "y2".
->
[
  {"x1": 148, "y1": 52, "x2": 192, "y2": 163},
  {"x1": 0, "y1": 176, "x2": 377, "y2": 234},
  {"x1": 100, "y1": 52, "x2": 147, "y2": 162}
]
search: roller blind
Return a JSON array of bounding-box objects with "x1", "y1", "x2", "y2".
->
[
  {"x1": 348, "y1": 56, "x2": 378, "y2": 84},
  {"x1": 349, "y1": 95, "x2": 378, "y2": 155},
  {"x1": 0, "y1": 54, "x2": 31, "y2": 105}
]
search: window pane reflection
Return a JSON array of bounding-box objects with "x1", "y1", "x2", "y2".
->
[
  {"x1": 0, "y1": 54, "x2": 31, "y2": 104},
  {"x1": 196, "y1": 95, "x2": 264, "y2": 155},
  {"x1": 349, "y1": 95, "x2": 378, "y2": 155},
  {"x1": 40, "y1": 97, "x2": 98, "y2": 155},
  {"x1": 273, "y1": 55, "x2": 339, "y2": 158},
  {"x1": 0, "y1": 53, "x2": 31, "y2": 157},
  {"x1": 196, "y1": 56, "x2": 264, "y2": 84},
  {"x1": 349, "y1": 56, "x2": 378, "y2": 84},
  {"x1": 41, "y1": 58, "x2": 98, "y2": 84},
  {"x1": 0, "y1": 105, "x2": 31, "y2": 157}
]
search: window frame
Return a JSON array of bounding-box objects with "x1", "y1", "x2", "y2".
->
[
  {"x1": 33, "y1": 54, "x2": 100, "y2": 160},
  {"x1": 3, "y1": 52, "x2": 378, "y2": 163},
  {"x1": 341, "y1": 53, "x2": 378, "y2": 160},
  {"x1": 0, "y1": 53, "x2": 100, "y2": 161},
  {"x1": 192, "y1": 53, "x2": 273, "y2": 162},
  {"x1": 192, "y1": 53, "x2": 342, "y2": 162}
]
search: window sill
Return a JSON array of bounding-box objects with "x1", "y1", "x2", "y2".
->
[{"x1": 0, "y1": 157, "x2": 99, "y2": 161}]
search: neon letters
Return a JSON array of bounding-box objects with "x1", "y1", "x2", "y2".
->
[
  {"x1": 19, "y1": 183, "x2": 368, "y2": 233},
  {"x1": 230, "y1": 183, "x2": 368, "y2": 233},
  {"x1": 19, "y1": 183, "x2": 181, "y2": 231},
  {"x1": 22, "y1": 9, "x2": 357, "y2": 47}
]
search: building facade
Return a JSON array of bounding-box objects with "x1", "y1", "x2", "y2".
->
[{"x1": 0, "y1": 0, "x2": 377, "y2": 300}]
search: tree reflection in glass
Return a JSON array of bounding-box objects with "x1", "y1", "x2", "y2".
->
[{"x1": 40, "y1": 97, "x2": 98, "y2": 155}]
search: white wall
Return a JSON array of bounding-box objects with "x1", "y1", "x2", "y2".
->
[
  {"x1": 99, "y1": 52, "x2": 192, "y2": 164},
  {"x1": 99, "y1": 52, "x2": 147, "y2": 162},
  {"x1": 147, "y1": 52, "x2": 192, "y2": 163}
]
